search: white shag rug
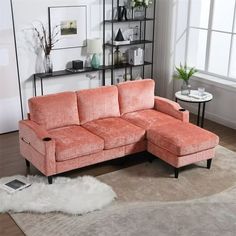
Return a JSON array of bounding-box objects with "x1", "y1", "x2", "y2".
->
[{"x1": 0, "y1": 175, "x2": 116, "y2": 215}]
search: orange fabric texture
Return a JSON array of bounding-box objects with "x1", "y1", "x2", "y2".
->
[
  {"x1": 28, "y1": 92, "x2": 80, "y2": 130},
  {"x1": 148, "y1": 141, "x2": 215, "y2": 168},
  {"x1": 77, "y1": 86, "x2": 120, "y2": 124},
  {"x1": 122, "y1": 109, "x2": 179, "y2": 129},
  {"x1": 154, "y1": 96, "x2": 189, "y2": 122},
  {"x1": 49, "y1": 125, "x2": 104, "y2": 162},
  {"x1": 147, "y1": 122, "x2": 219, "y2": 156},
  {"x1": 19, "y1": 120, "x2": 51, "y2": 155},
  {"x1": 56, "y1": 141, "x2": 146, "y2": 173},
  {"x1": 20, "y1": 79, "x2": 219, "y2": 177},
  {"x1": 83, "y1": 117, "x2": 146, "y2": 149},
  {"x1": 117, "y1": 79, "x2": 155, "y2": 115}
]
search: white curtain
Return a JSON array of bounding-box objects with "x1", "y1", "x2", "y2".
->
[{"x1": 154, "y1": 0, "x2": 189, "y2": 99}]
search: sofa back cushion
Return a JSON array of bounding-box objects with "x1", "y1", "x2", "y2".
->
[
  {"x1": 28, "y1": 92, "x2": 80, "y2": 130},
  {"x1": 117, "y1": 79, "x2": 155, "y2": 115},
  {"x1": 77, "y1": 85, "x2": 120, "y2": 124}
]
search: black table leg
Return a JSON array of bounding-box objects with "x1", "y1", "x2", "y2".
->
[
  {"x1": 197, "y1": 103, "x2": 201, "y2": 126},
  {"x1": 201, "y1": 102, "x2": 206, "y2": 128},
  {"x1": 41, "y1": 78, "x2": 43, "y2": 95},
  {"x1": 33, "y1": 75, "x2": 37, "y2": 96}
]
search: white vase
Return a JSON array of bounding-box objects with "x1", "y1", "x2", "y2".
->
[
  {"x1": 44, "y1": 54, "x2": 53, "y2": 73},
  {"x1": 181, "y1": 80, "x2": 191, "y2": 95}
]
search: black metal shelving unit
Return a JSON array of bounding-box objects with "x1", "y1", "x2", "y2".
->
[{"x1": 102, "y1": 0, "x2": 156, "y2": 85}]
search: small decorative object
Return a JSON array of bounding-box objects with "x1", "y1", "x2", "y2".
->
[
  {"x1": 125, "y1": 27, "x2": 134, "y2": 41},
  {"x1": 87, "y1": 38, "x2": 103, "y2": 69},
  {"x1": 118, "y1": 6, "x2": 123, "y2": 21},
  {"x1": 116, "y1": 74, "x2": 124, "y2": 84},
  {"x1": 49, "y1": 6, "x2": 87, "y2": 49},
  {"x1": 198, "y1": 87, "x2": 205, "y2": 97},
  {"x1": 133, "y1": 26, "x2": 139, "y2": 41},
  {"x1": 130, "y1": 0, "x2": 153, "y2": 8},
  {"x1": 72, "y1": 60, "x2": 83, "y2": 70},
  {"x1": 135, "y1": 74, "x2": 142, "y2": 80},
  {"x1": 129, "y1": 0, "x2": 153, "y2": 19},
  {"x1": 114, "y1": 48, "x2": 123, "y2": 65},
  {"x1": 134, "y1": 6, "x2": 145, "y2": 19},
  {"x1": 115, "y1": 28, "x2": 125, "y2": 41},
  {"x1": 44, "y1": 55, "x2": 53, "y2": 73},
  {"x1": 123, "y1": 7, "x2": 128, "y2": 20},
  {"x1": 121, "y1": 52, "x2": 128, "y2": 64},
  {"x1": 128, "y1": 47, "x2": 144, "y2": 65},
  {"x1": 113, "y1": 29, "x2": 130, "y2": 45},
  {"x1": 123, "y1": 73, "x2": 131, "y2": 81},
  {"x1": 117, "y1": 6, "x2": 128, "y2": 21},
  {"x1": 175, "y1": 63, "x2": 198, "y2": 95},
  {"x1": 33, "y1": 22, "x2": 59, "y2": 73}
]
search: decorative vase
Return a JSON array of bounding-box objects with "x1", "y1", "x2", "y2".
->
[
  {"x1": 181, "y1": 80, "x2": 191, "y2": 95},
  {"x1": 91, "y1": 54, "x2": 100, "y2": 69},
  {"x1": 134, "y1": 6, "x2": 145, "y2": 19},
  {"x1": 44, "y1": 54, "x2": 53, "y2": 73},
  {"x1": 114, "y1": 49, "x2": 122, "y2": 65},
  {"x1": 117, "y1": 6, "x2": 123, "y2": 21}
]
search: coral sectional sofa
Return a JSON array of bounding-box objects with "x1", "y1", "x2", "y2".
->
[{"x1": 19, "y1": 79, "x2": 219, "y2": 183}]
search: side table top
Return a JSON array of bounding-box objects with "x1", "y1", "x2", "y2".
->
[{"x1": 175, "y1": 90, "x2": 213, "y2": 103}]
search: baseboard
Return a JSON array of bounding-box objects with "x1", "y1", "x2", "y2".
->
[{"x1": 180, "y1": 103, "x2": 236, "y2": 130}]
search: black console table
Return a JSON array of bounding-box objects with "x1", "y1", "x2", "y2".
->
[{"x1": 33, "y1": 67, "x2": 102, "y2": 96}]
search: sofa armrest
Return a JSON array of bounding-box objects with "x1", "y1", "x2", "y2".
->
[
  {"x1": 154, "y1": 96, "x2": 189, "y2": 122},
  {"x1": 19, "y1": 120, "x2": 56, "y2": 175}
]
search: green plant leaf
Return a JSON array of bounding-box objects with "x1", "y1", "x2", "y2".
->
[{"x1": 175, "y1": 63, "x2": 198, "y2": 81}]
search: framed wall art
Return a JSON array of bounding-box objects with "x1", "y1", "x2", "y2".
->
[{"x1": 48, "y1": 6, "x2": 87, "y2": 49}]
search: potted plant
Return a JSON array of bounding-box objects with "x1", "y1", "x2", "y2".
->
[
  {"x1": 175, "y1": 63, "x2": 198, "y2": 95},
  {"x1": 130, "y1": 0, "x2": 153, "y2": 19},
  {"x1": 130, "y1": 0, "x2": 152, "y2": 7}
]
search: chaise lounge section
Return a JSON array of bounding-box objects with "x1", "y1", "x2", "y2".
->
[{"x1": 19, "y1": 79, "x2": 219, "y2": 183}]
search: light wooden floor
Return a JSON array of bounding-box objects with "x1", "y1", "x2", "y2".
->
[{"x1": 0, "y1": 115, "x2": 235, "y2": 236}]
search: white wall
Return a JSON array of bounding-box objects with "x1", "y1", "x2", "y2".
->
[{"x1": 0, "y1": 0, "x2": 22, "y2": 133}]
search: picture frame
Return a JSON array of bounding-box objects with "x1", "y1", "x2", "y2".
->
[{"x1": 48, "y1": 6, "x2": 87, "y2": 50}]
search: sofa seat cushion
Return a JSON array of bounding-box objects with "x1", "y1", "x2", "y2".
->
[
  {"x1": 117, "y1": 79, "x2": 155, "y2": 115},
  {"x1": 122, "y1": 109, "x2": 179, "y2": 129},
  {"x1": 147, "y1": 122, "x2": 219, "y2": 156},
  {"x1": 49, "y1": 126, "x2": 104, "y2": 162},
  {"x1": 29, "y1": 92, "x2": 80, "y2": 130},
  {"x1": 83, "y1": 117, "x2": 145, "y2": 149}
]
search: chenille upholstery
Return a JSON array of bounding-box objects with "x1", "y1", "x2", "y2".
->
[
  {"x1": 83, "y1": 117, "x2": 145, "y2": 149},
  {"x1": 19, "y1": 79, "x2": 219, "y2": 179},
  {"x1": 77, "y1": 85, "x2": 120, "y2": 124},
  {"x1": 147, "y1": 122, "x2": 219, "y2": 156},
  {"x1": 122, "y1": 109, "x2": 179, "y2": 130},
  {"x1": 117, "y1": 79, "x2": 155, "y2": 115},
  {"x1": 28, "y1": 92, "x2": 80, "y2": 130},
  {"x1": 49, "y1": 126, "x2": 104, "y2": 162}
]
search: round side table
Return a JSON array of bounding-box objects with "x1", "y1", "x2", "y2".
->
[{"x1": 175, "y1": 90, "x2": 213, "y2": 128}]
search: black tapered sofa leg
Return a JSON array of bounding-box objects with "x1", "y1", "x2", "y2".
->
[
  {"x1": 207, "y1": 159, "x2": 212, "y2": 169},
  {"x1": 25, "y1": 159, "x2": 30, "y2": 168},
  {"x1": 48, "y1": 176, "x2": 53, "y2": 184},
  {"x1": 174, "y1": 167, "x2": 179, "y2": 178}
]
